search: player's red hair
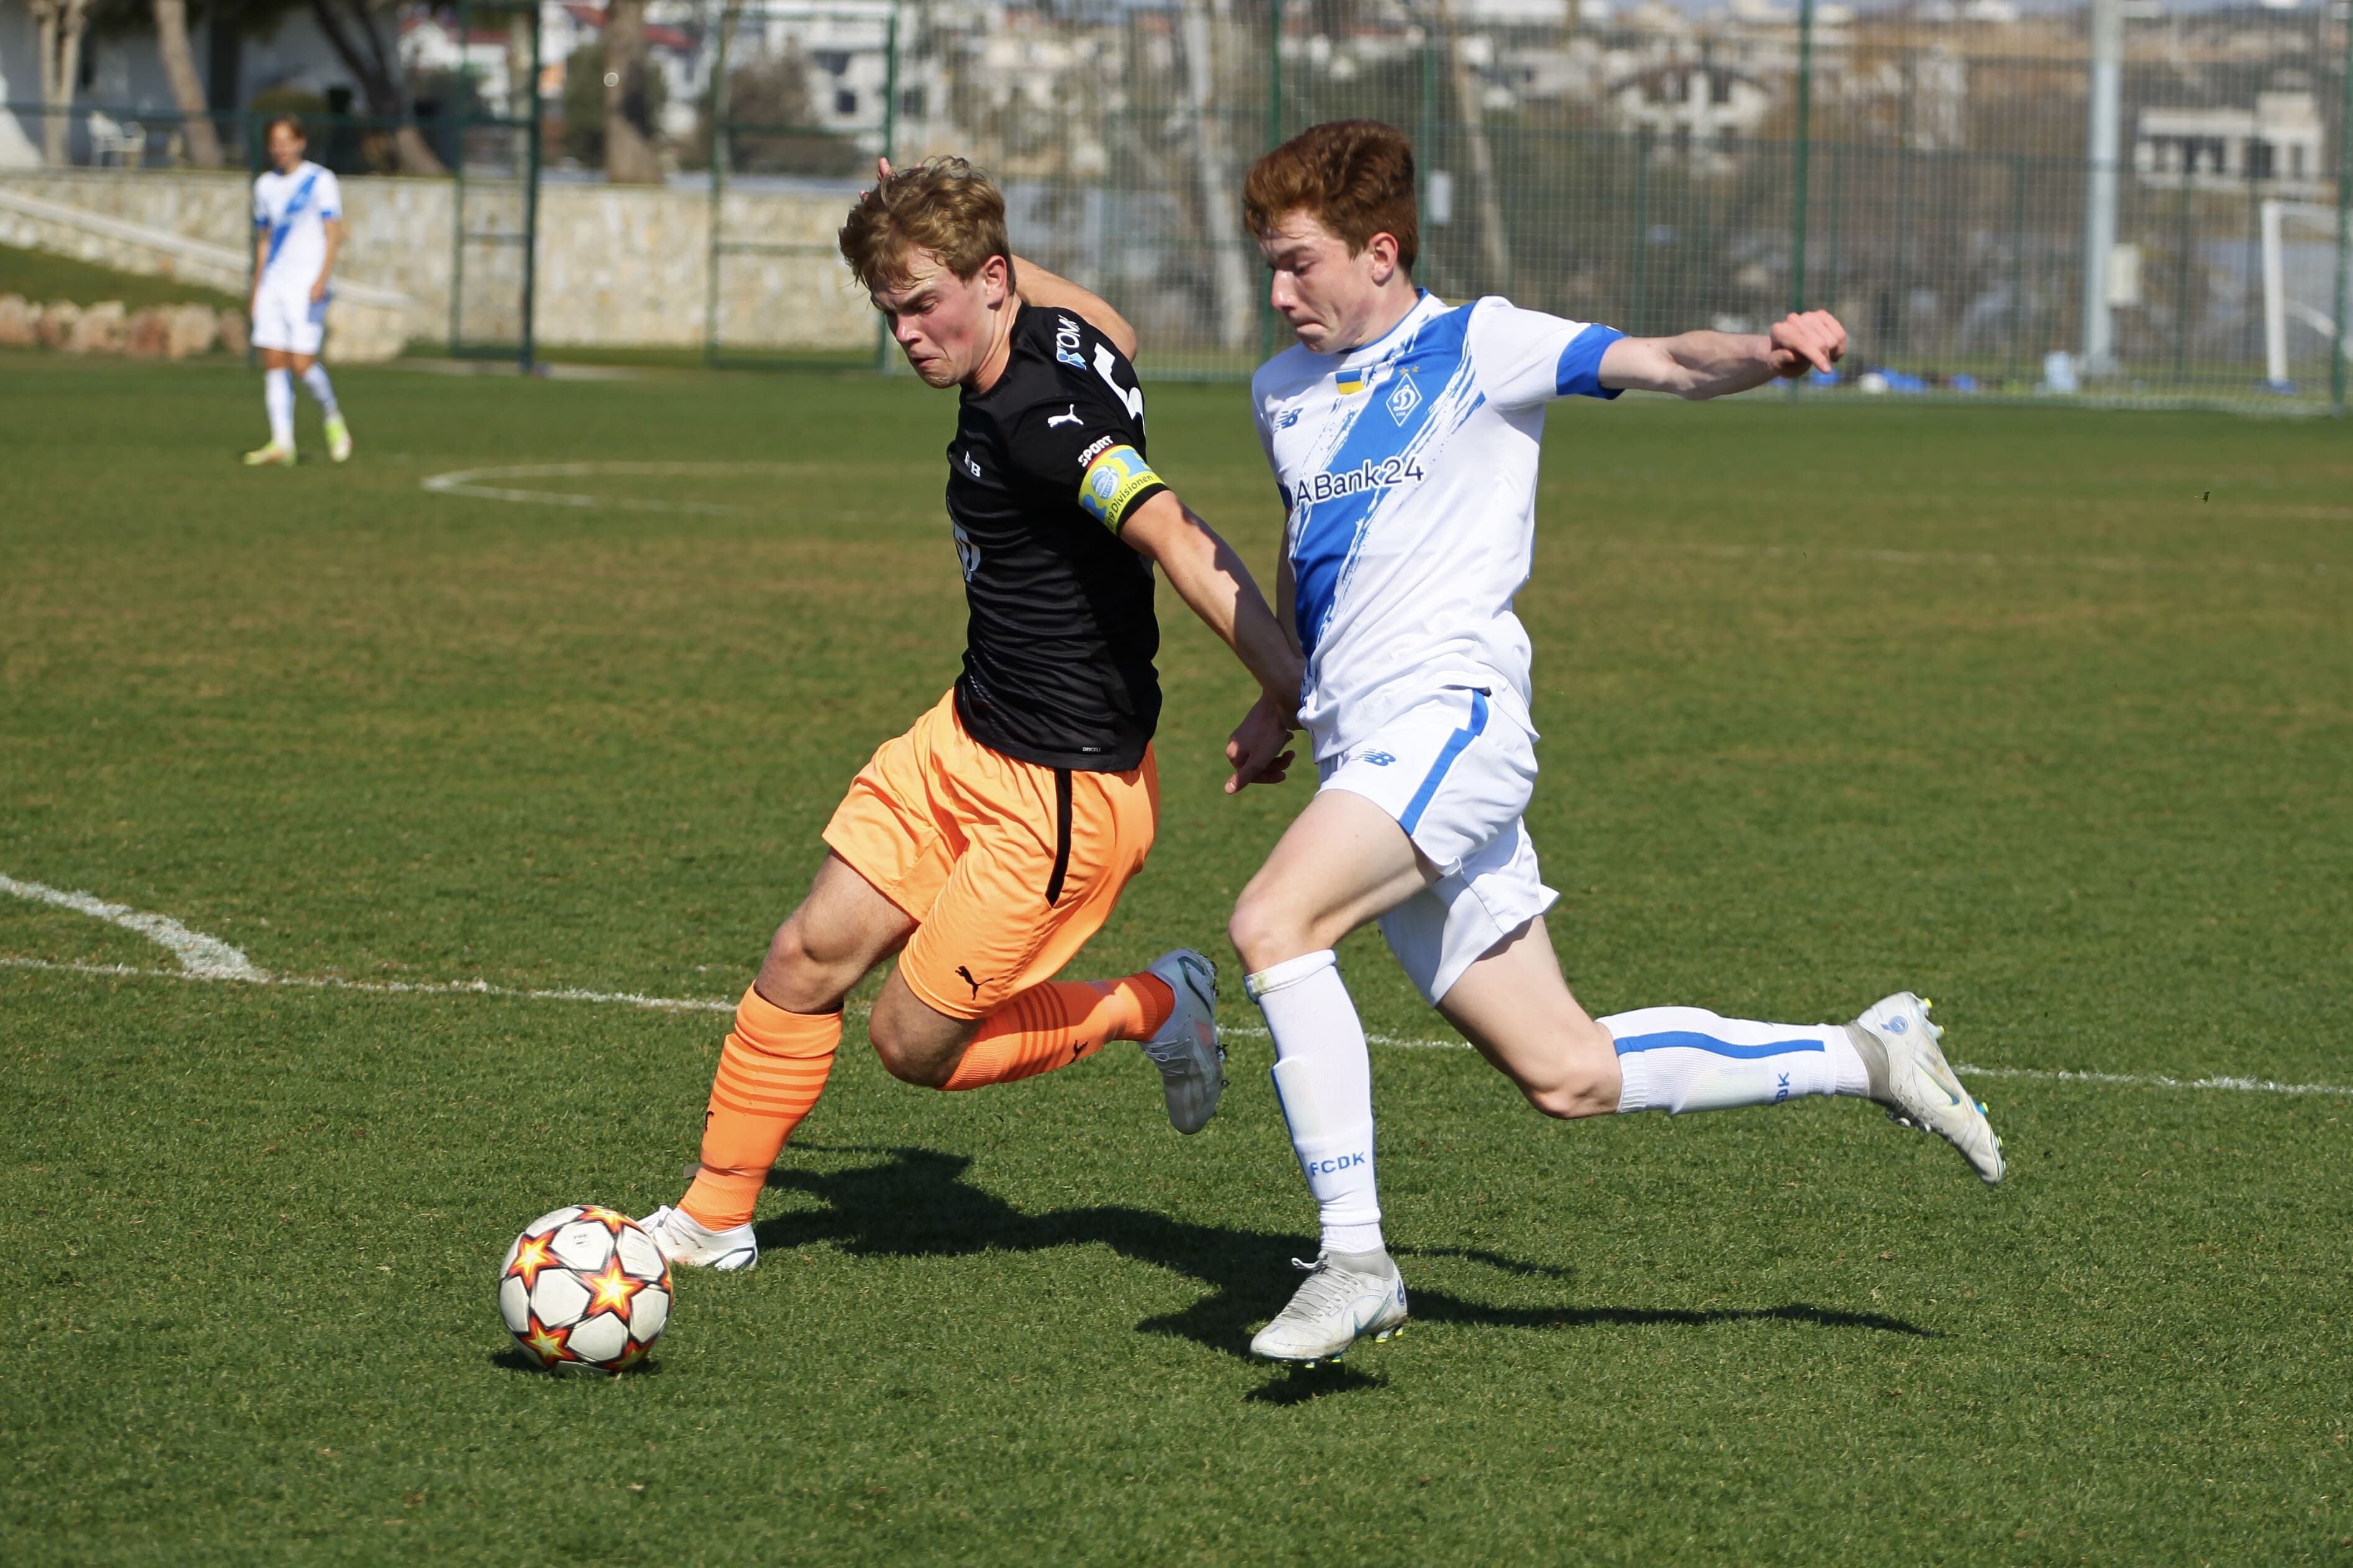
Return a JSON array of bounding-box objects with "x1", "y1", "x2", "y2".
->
[
  {"x1": 1243, "y1": 121, "x2": 1419, "y2": 275},
  {"x1": 838, "y1": 157, "x2": 1016, "y2": 293}
]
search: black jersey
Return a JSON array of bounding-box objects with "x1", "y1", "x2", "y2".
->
[{"x1": 946, "y1": 303, "x2": 1169, "y2": 773}]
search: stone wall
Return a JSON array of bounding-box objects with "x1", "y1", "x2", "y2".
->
[{"x1": 0, "y1": 170, "x2": 873, "y2": 356}]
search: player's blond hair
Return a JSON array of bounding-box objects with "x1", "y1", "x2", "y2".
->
[
  {"x1": 838, "y1": 157, "x2": 1016, "y2": 293},
  {"x1": 1243, "y1": 121, "x2": 1419, "y2": 275}
]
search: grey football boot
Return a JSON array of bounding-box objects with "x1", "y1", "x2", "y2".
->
[{"x1": 1140, "y1": 949, "x2": 1225, "y2": 1134}]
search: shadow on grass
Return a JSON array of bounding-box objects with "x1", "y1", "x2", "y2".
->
[{"x1": 757, "y1": 1147, "x2": 1935, "y2": 1364}]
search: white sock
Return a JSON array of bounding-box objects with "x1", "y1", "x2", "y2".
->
[
  {"x1": 300, "y1": 362, "x2": 339, "y2": 417},
  {"x1": 1247, "y1": 950, "x2": 1384, "y2": 1256},
  {"x1": 1606, "y1": 1006, "x2": 1871, "y2": 1114},
  {"x1": 264, "y1": 369, "x2": 294, "y2": 447}
]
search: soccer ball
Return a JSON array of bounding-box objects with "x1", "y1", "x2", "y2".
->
[{"x1": 499, "y1": 1205, "x2": 672, "y2": 1373}]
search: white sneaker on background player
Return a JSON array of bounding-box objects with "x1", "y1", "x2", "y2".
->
[{"x1": 637, "y1": 1204, "x2": 758, "y2": 1272}]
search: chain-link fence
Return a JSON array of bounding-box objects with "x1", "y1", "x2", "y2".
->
[
  {"x1": 6, "y1": 1, "x2": 2347, "y2": 402},
  {"x1": 870, "y1": 0, "x2": 2351, "y2": 403}
]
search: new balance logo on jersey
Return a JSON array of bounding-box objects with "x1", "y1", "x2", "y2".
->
[
  {"x1": 1048, "y1": 404, "x2": 1083, "y2": 429},
  {"x1": 961, "y1": 450, "x2": 983, "y2": 480},
  {"x1": 1302, "y1": 1151, "x2": 1368, "y2": 1176},
  {"x1": 1297, "y1": 454, "x2": 1427, "y2": 505}
]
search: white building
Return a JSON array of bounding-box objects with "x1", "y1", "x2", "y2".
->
[{"x1": 2135, "y1": 90, "x2": 2326, "y2": 198}]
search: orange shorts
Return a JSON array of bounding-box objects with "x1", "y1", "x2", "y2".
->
[{"x1": 822, "y1": 689, "x2": 1159, "y2": 1020}]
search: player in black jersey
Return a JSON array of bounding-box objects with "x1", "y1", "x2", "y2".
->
[{"x1": 639, "y1": 157, "x2": 1304, "y2": 1272}]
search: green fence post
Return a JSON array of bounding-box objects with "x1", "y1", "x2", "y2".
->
[
  {"x1": 520, "y1": 0, "x2": 541, "y2": 373},
  {"x1": 706, "y1": 3, "x2": 731, "y2": 368},
  {"x1": 2334, "y1": 0, "x2": 2351, "y2": 411},
  {"x1": 877, "y1": 1, "x2": 901, "y2": 373},
  {"x1": 1258, "y1": 0, "x2": 1284, "y2": 365}
]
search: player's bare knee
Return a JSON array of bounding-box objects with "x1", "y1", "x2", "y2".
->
[
  {"x1": 1523, "y1": 1076, "x2": 1616, "y2": 1121},
  {"x1": 755, "y1": 917, "x2": 850, "y2": 1013},
  {"x1": 866, "y1": 1007, "x2": 960, "y2": 1089},
  {"x1": 1227, "y1": 890, "x2": 1309, "y2": 974}
]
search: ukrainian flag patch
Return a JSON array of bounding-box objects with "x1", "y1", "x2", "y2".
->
[{"x1": 1077, "y1": 444, "x2": 1162, "y2": 531}]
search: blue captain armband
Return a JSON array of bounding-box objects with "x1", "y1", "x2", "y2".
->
[
  {"x1": 1555, "y1": 324, "x2": 1626, "y2": 400},
  {"x1": 1077, "y1": 443, "x2": 1166, "y2": 531}
]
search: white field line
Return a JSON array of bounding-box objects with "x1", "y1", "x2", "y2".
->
[
  {"x1": 5, "y1": 953, "x2": 2348, "y2": 1101},
  {"x1": 0, "y1": 954, "x2": 730, "y2": 1013},
  {"x1": 0, "y1": 874, "x2": 267, "y2": 981},
  {"x1": 421, "y1": 461, "x2": 816, "y2": 516},
  {"x1": 1598, "y1": 540, "x2": 2344, "y2": 579}
]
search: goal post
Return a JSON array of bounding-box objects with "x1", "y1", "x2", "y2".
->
[{"x1": 2259, "y1": 200, "x2": 2350, "y2": 397}]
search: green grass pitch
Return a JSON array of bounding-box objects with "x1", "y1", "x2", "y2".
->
[{"x1": 2, "y1": 351, "x2": 2349, "y2": 1564}]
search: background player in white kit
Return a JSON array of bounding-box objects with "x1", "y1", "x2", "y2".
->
[
  {"x1": 244, "y1": 116, "x2": 352, "y2": 467},
  {"x1": 1218, "y1": 122, "x2": 2008, "y2": 1365}
]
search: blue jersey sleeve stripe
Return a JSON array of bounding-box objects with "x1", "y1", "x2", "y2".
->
[{"x1": 1555, "y1": 324, "x2": 1626, "y2": 400}]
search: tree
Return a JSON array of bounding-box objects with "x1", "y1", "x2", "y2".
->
[
  {"x1": 152, "y1": 0, "x2": 224, "y2": 167},
  {"x1": 27, "y1": 0, "x2": 92, "y2": 165},
  {"x1": 305, "y1": 0, "x2": 446, "y2": 175},
  {"x1": 561, "y1": 37, "x2": 666, "y2": 170},
  {"x1": 599, "y1": 0, "x2": 663, "y2": 184}
]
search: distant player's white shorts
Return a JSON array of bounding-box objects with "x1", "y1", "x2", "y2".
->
[
  {"x1": 1319, "y1": 685, "x2": 1557, "y2": 1004},
  {"x1": 251, "y1": 276, "x2": 328, "y2": 355}
]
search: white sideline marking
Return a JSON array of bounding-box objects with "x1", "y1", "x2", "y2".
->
[
  {"x1": 0, "y1": 874, "x2": 267, "y2": 981},
  {"x1": 421, "y1": 461, "x2": 811, "y2": 516},
  {"x1": 5, "y1": 953, "x2": 2348, "y2": 1101}
]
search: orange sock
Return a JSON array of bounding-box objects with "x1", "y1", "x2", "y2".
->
[
  {"x1": 941, "y1": 974, "x2": 1175, "y2": 1091},
  {"x1": 679, "y1": 987, "x2": 840, "y2": 1231}
]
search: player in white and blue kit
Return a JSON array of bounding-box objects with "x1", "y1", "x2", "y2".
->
[
  {"x1": 244, "y1": 116, "x2": 352, "y2": 466},
  {"x1": 1220, "y1": 122, "x2": 2006, "y2": 1364}
]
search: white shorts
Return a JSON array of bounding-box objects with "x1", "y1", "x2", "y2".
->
[
  {"x1": 1318, "y1": 685, "x2": 1557, "y2": 1004},
  {"x1": 251, "y1": 277, "x2": 329, "y2": 355}
]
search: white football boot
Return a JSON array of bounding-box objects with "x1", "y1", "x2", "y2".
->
[
  {"x1": 1855, "y1": 993, "x2": 2005, "y2": 1184},
  {"x1": 1140, "y1": 948, "x2": 1225, "y2": 1134},
  {"x1": 637, "y1": 1203, "x2": 758, "y2": 1272},
  {"x1": 1250, "y1": 1250, "x2": 1409, "y2": 1364}
]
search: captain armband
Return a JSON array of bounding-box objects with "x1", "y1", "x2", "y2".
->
[{"x1": 1076, "y1": 443, "x2": 1166, "y2": 533}]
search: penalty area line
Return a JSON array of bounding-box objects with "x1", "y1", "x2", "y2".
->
[{"x1": 6, "y1": 955, "x2": 2351, "y2": 1101}]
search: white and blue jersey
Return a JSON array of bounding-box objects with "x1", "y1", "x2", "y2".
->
[
  {"x1": 1251, "y1": 291, "x2": 1622, "y2": 764},
  {"x1": 252, "y1": 160, "x2": 343, "y2": 291}
]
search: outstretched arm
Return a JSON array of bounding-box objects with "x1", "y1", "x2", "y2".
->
[
  {"x1": 1118, "y1": 489, "x2": 1302, "y2": 761},
  {"x1": 1010, "y1": 255, "x2": 1138, "y2": 364},
  {"x1": 1599, "y1": 309, "x2": 1847, "y2": 400}
]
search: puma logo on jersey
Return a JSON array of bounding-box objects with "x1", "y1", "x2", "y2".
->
[{"x1": 1048, "y1": 405, "x2": 1084, "y2": 429}]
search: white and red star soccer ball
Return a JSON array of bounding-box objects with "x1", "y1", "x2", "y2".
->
[{"x1": 499, "y1": 1206, "x2": 672, "y2": 1373}]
